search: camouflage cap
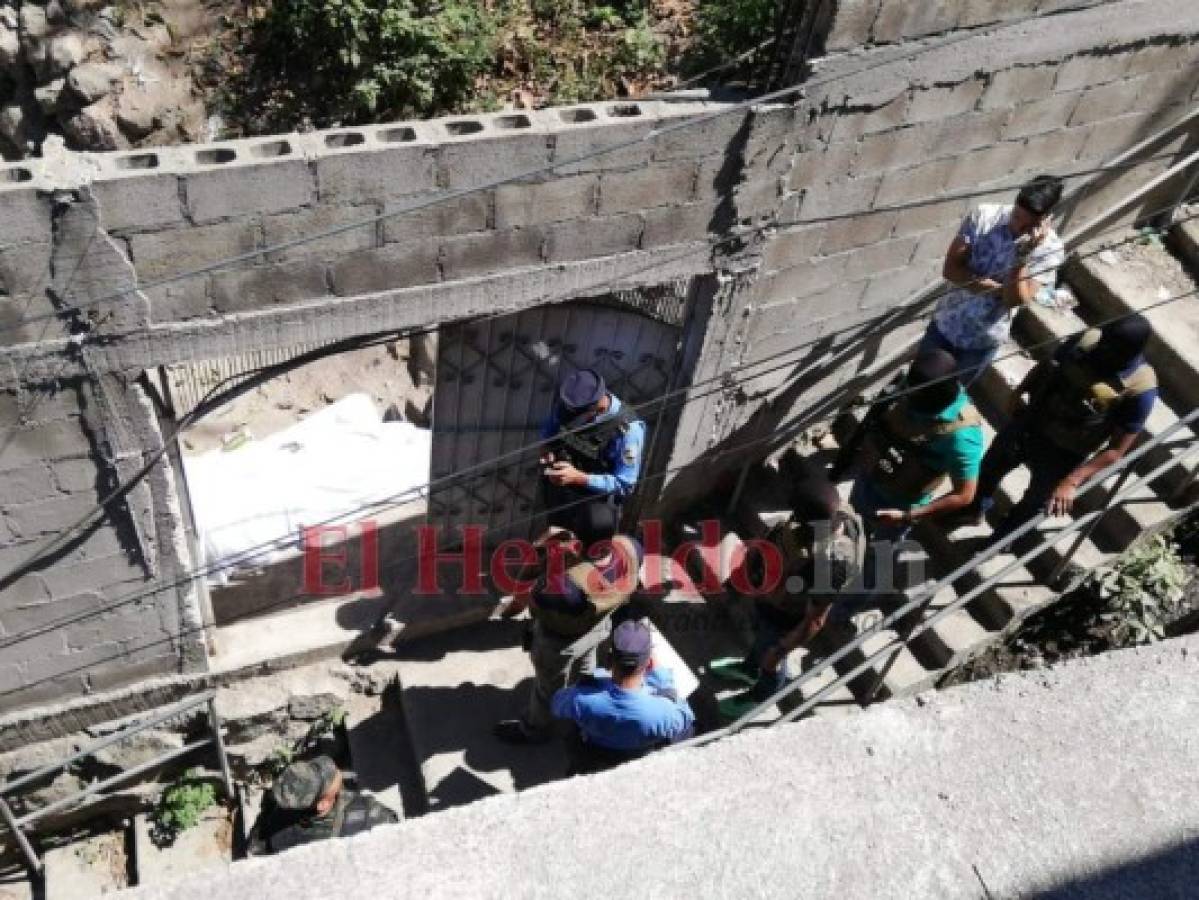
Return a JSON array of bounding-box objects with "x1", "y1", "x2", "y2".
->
[{"x1": 272, "y1": 756, "x2": 339, "y2": 811}]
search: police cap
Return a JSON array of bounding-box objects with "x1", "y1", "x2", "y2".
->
[
  {"x1": 272, "y1": 756, "x2": 339, "y2": 811},
  {"x1": 559, "y1": 368, "x2": 606, "y2": 412}
]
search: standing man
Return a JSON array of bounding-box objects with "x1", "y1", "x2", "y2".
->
[
  {"x1": 710, "y1": 464, "x2": 866, "y2": 719},
  {"x1": 494, "y1": 503, "x2": 643, "y2": 745},
  {"x1": 922, "y1": 174, "x2": 1067, "y2": 384},
  {"x1": 968, "y1": 315, "x2": 1158, "y2": 542},
  {"x1": 540, "y1": 368, "x2": 645, "y2": 527},
  {"x1": 552, "y1": 619, "x2": 695, "y2": 774}
]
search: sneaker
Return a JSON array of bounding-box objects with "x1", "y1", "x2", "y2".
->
[
  {"x1": 492, "y1": 719, "x2": 552, "y2": 745},
  {"x1": 707, "y1": 656, "x2": 759, "y2": 687}
]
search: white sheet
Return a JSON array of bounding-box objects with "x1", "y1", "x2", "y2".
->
[{"x1": 183, "y1": 393, "x2": 431, "y2": 582}]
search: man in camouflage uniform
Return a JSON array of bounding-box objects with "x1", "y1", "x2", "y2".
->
[
  {"x1": 710, "y1": 462, "x2": 866, "y2": 720},
  {"x1": 248, "y1": 756, "x2": 398, "y2": 855}
]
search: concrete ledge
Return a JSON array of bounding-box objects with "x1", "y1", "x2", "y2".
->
[{"x1": 124, "y1": 635, "x2": 1199, "y2": 899}]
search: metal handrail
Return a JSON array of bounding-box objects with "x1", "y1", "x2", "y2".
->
[
  {"x1": 0, "y1": 689, "x2": 234, "y2": 875},
  {"x1": 674, "y1": 404, "x2": 1199, "y2": 751}
]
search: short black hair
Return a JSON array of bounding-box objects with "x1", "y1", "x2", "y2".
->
[{"x1": 1016, "y1": 175, "x2": 1064, "y2": 217}]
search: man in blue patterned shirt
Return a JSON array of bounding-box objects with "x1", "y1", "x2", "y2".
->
[{"x1": 921, "y1": 175, "x2": 1067, "y2": 384}]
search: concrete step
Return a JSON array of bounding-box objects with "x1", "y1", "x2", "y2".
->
[
  {"x1": 1065, "y1": 246, "x2": 1199, "y2": 412},
  {"x1": 1168, "y1": 211, "x2": 1199, "y2": 277},
  {"x1": 43, "y1": 827, "x2": 131, "y2": 899},
  {"x1": 393, "y1": 618, "x2": 565, "y2": 813},
  {"x1": 901, "y1": 582, "x2": 998, "y2": 671},
  {"x1": 345, "y1": 679, "x2": 414, "y2": 820},
  {"x1": 1016, "y1": 298, "x2": 1199, "y2": 505},
  {"x1": 131, "y1": 806, "x2": 233, "y2": 886},
  {"x1": 790, "y1": 663, "x2": 861, "y2": 720},
  {"x1": 0, "y1": 872, "x2": 33, "y2": 900}
]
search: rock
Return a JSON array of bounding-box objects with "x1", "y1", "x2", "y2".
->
[
  {"x1": 44, "y1": 32, "x2": 84, "y2": 76},
  {"x1": 115, "y1": 88, "x2": 157, "y2": 138},
  {"x1": 225, "y1": 734, "x2": 282, "y2": 772},
  {"x1": 288, "y1": 693, "x2": 342, "y2": 722},
  {"x1": 44, "y1": 0, "x2": 66, "y2": 25},
  {"x1": 90, "y1": 729, "x2": 184, "y2": 772},
  {"x1": 61, "y1": 100, "x2": 124, "y2": 150},
  {"x1": 19, "y1": 4, "x2": 49, "y2": 40},
  {"x1": 0, "y1": 21, "x2": 18, "y2": 67},
  {"x1": 0, "y1": 101, "x2": 44, "y2": 154},
  {"x1": 34, "y1": 77, "x2": 65, "y2": 113},
  {"x1": 67, "y1": 61, "x2": 122, "y2": 103},
  {"x1": 8, "y1": 771, "x2": 86, "y2": 816}
]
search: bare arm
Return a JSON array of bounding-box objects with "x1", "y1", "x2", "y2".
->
[
  {"x1": 1046, "y1": 431, "x2": 1139, "y2": 516},
  {"x1": 911, "y1": 477, "x2": 978, "y2": 521},
  {"x1": 943, "y1": 236, "x2": 1003, "y2": 295}
]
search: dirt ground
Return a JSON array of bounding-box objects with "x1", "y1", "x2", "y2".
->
[{"x1": 178, "y1": 336, "x2": 435, "y2": 456}]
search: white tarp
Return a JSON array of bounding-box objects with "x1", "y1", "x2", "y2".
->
[{"x1": 183, "y1": 393, "x2": 431, "y2": 582}]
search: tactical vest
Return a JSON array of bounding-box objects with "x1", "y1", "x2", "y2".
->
[
  {"x1": 867, "y1": 398, "x2": 982, "y2": 503},
  {"x1": 262, "y1": 791, "x2": 398, "y2": 853},
  {"x1": 1036, "y1": 329, "x2": 1157, "y2": 456},
  {"x1": 532, "y1": 535, "x2": 639, "y2": 638},
  {"x1": 553, "y1": 407, "x2": 637, "y2": 470},
  {"x1": 759, "y1": 508, "x2": 866, "y2": 617}
]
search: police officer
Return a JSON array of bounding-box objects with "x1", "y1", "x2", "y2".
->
[
  {"x1": 710, "y1": 461, "x2": 866, "y2": 719},
  {"x1": 969, "y1": 314, "x2": 1158, "y2": 542},
  {"x1": 552, "y1": 619, "x2": 695, "y2": 775},
  {"x1": 494, "y1": 503, "x2": 643, "y2": 745},
  {"x1": 248, "y1": 756, "x2": 398, "y2": 855},
  {"x1": 540, "y1": 368, "x2": 645, "y2": 527}
]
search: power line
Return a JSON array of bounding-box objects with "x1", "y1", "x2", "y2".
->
[
  {"x1": 4, "y1": 277, "x2": 1196, "y2": 698},
  {"x1": 0, "y1": 215, "x2": 1192, "y2": 661},
  {"x1": 0, "y1": 0, "x2": 1130, "y2": 345}
]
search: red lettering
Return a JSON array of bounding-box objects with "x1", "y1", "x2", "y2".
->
[
  {"x1": 490, "y1": 539, "x2": 539, "y2": 595},
  {"x1": 359, "y1": 520, "x2": 380, "y2": 595},
  {"x1": 729, "y1": 539, "x2": 784, "y2": 596},
  {"x1": 670, "y1": 519, "x2": 724, "y2": 594},
  {"x1": 415, "y1": 525, "x2": 487, "y2": 596},
  {"x1": 302, "y1": 525, "x2": 351, "y2": 596}
]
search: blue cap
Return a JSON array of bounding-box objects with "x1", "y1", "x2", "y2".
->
[
  {"x1": 611, "y1": 620, "x2": 652, "y2": 669},
  {"x1": 559, "y1": 368, "x2": 606, "y2": 412}
]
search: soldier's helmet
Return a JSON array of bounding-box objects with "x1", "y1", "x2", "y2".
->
[{"x1": 272, "y1": 756, "x2": 339, "y2": 811}]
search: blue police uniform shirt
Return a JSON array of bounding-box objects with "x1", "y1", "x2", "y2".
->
[
  {"x1": 551, "y1": 667, "x2": 695, "y2": 752},
  {"x1": 540, "y1": 393, "x2": 646, "y2": 498}
]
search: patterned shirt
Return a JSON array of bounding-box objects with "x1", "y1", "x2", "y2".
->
[{"x1": 932, "y1": 204, "x2": 1065, "y2": 350}]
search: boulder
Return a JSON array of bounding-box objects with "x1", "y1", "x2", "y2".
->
[
  {"x1": 89, "y1": 729, "x2": 184, "y2": 773},
  {"x1": 287, "y1": 693, "x2": 342, "y2": 722},
  {"x1": 0, "y1": 20, "x2": 18, "y2": 67},
  {"x1": 115, "y1": 88, "x2": 156, "y2": 138},
  {"x1": 19, "y1": 4, "x2": 48, "y2": 40},
  {"x1": 61, "y1": 100, "x2": 124, "y2": 150},
  {"x1": 0, "y1": 101, "x2": 45, "y2": 154},
  {"x1": 67, "y1": 61, "x2": 122, "y2": 103},
  {"x1": 43, "y1": 32, "x2": 84, "y2": 76},
  {"x1": 34, "y1": 77, "x2": 66, "y2": 113}
]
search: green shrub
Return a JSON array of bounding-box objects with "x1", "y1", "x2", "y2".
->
[
  {"x1": 151, "y1": 769, "x2": 218, "y2": 846},
  {"x1": 691, "y1": 0, "x2": 777, "y2": 71},
  {"x1": 251, "y1": 0, "x2": 499, "y2": 125},
  {"x1": 1091, "y1": 534, "x2": 1189, "y2": 644}
]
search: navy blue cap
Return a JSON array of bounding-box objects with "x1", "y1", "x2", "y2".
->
[
  {"x1": 611, "y1": 620, "x2": 652, "y2": 669},
  {"x1": 559, "y1": 368, "x2": 606, "y2": 412}
]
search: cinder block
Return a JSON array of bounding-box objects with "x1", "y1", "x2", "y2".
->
[
  {"x1": 5, "y1": 493, "x2": 98, "y2": 538},
  {"x1": 262, "y1": 203, "x2": 380, "y2": 263},
  {"x1": 184, "y1": 160, "x2": 315, "y2": 224},
  {"x1": 0, "y1": 188, "x2": 52, "y2": 246},
  {"x1": 1133, "y1": 67, "x2": 1194, "y2": 115},
  {"x1": 912, "y1": 225, "x2": 958, "y2": 267},
  {"x1": 440, "y1": 227, "x2": 544, "y2": 281},
  {"x1": 859, "y1": 260, "x2": 939, "y2": 308},
  {"x1": 801, "y1": 174, "x2": 882, "y2": 218},
  {"x1": 50, "y1": 457, "x2": 99, "y2": 493},
  {"x1": 825, "y1": 0, "x2": 882, "y2": 51},
  {"x1": 850, "y1": 126, "x2": 933, "y2": 177},
  {"x1": 438, "y1": 133, "x2": 553, "y2": 190},
  {"x1": 761, "y1": 224, "x2": 822, "y2": 273},
  {"x1": 1003, "y1": 93, "x2": 1081, "y2": 140},
  {"x1": 88, "y1": 174, "x2": 185, "y2": 233},
  {"x1": 931, "y1": 109, "x2": 1010, "y2": 159},
  {"x1": 37, "y1": 549, "x2": 143, "y2": 599},
  {"x1": 827, "y1": 95, "x2": 911, "y2": 143},
  {"x1": 907, "y1": 79, "x2": 985, "y2": 125},
  {"x1": 329, "y1": 241, "x2": 440, "y2": 297},
  {"x1": 209, "y1": 260, "x2": 329, "y2": 313},
  {"x1": 550, "y1": 116, "x2": 656, "y2": 175},
  {"x1": 146, "y1": 278, "x2": 211, "y2": 323},
  {"x1": 818, "y1": 210, "x2": 896, "y2": 255},
  {"x1": 1054, "y1": 51, "x2": 1133, "y2": 92},
  {"x1": 766, "y1": 252, "x2": 850, "y2": 302},
  {"x1": 0, "y1": 242, "x2": 51, "y2": 298},
  {"x1": 1124, "y1": 42, "x2": 1194, "y2": 78},
  {"x1": 383, "y1": 192, "x2": 490, "y2": 244},
  {"x1": 958, "y1": 0, "x2": 1032, "y2": 28},
  {"x1": 0, "y1": 419, "x2": 90, "y2": 472},
  {"x1": 600, "y1": 163, "x2": 696, "y2": 214},
  {"x1": 0, "y1": 387, "x2": 80, "y2": 427},
  {"x1": 545, "y1": 214, "x2": 642, "y2": 263},
  {"x1": 946, "y1": 141, "x2": 1024, "y2": 190},
  {"x1": 130, "y1": 220, "x2": 260, "y2": 281},
  {"x1": 733, "y1": 172, "x2": 784, "y2": 221},
  {"x1": 1018, "y1": 127, "x2": 1090, "y2": 170},
  {"x1": 874, "y1": 159, "x2": 954, "y2": 208},
  {"x1": 0, "y1": 293, "x2": 72, "y2": 348},
  {"x1": 871, "y1": 0, "x2": 959, "y2": 42},
  {"x1": 1068, "y1": 77, "x2": 1145, "y2": 127},
  {"x1": 980, "y1": 64, "x2": 1058, "y2": 111},
  {"x1": 642, "y1": 202, "x2": 715, "y2": 248},
  {"x1": 790, "y1": 142, "x2": 856, "y2": 190},
  {"x1": 495, "y1": 175, "x2": 597, "y2": 229},
  {"x1": 0, "y1": 464, "x2": 57, "y2": 504},
  {"x1": 652, "y1": 111, "x2": 748, "y2": 161},
  {"x1": 315, "y1": 144, "x2": 439, "y2": 204},
  {"x1": 843, "y1": 235, "x2": 918, "y2": 281}
]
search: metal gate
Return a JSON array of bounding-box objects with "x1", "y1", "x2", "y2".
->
[{"x1": 430, "y1": 286, "x2": 692, "y2": 546}]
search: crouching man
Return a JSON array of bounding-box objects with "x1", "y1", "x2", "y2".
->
[
  {"x1": 248, "y1": 756, "x2": 398, "y2": 855},
  {"x1": 552, "y1": 619, "x2": 695, "y2": 774},
  {"x1": 494, "y1": 504, "x2": 643, "y2": 745}
]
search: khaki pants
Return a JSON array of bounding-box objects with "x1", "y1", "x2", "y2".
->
[{"x1": 525, "y1": 618, "x2": 611, "y2": 734}]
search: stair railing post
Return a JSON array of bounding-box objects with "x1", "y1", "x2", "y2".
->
[
  {"x1": 207, "y1": 698, "x2": 235, "y2": 800},
  {"x1": 0, "y1": 797, "x2": 39, "y2": 875}
]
